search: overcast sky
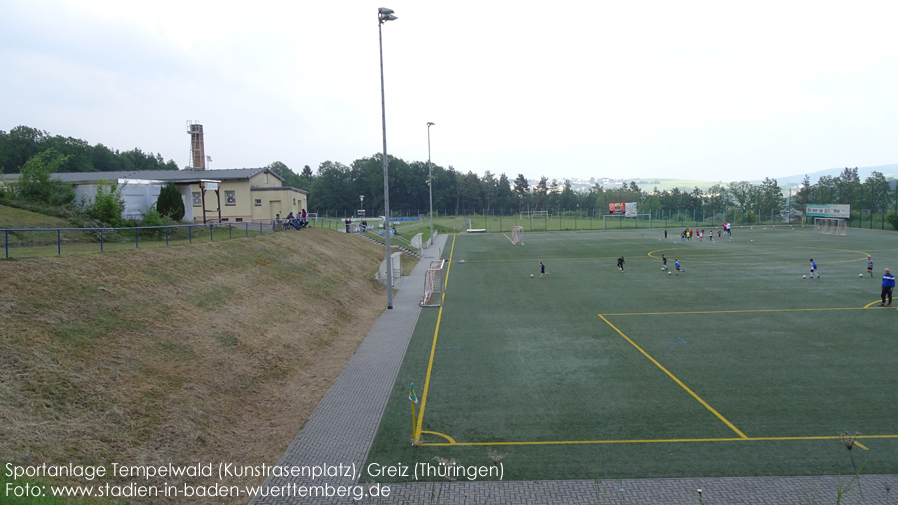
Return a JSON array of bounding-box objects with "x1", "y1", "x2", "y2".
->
[{"x1": 1, "y1": 1, "x2": 896, "y2": 182}]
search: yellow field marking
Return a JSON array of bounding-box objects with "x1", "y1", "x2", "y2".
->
[
  {"x1": 502, "y1": 233, "x2": 512, "y2": 242},
  {"x1": 420, "y1": 431, "x2": 456, "y2": 444},
  {"x1": 864, "y1": 300, "x2": 890, "y2": 309},
  {"x1": 416, "y1": 235, "x2": 455, "y2": 439},
  {"x1": 420, "y1": 434, "x2": 898, "y2": 447},
  {"x1": 856, "y1": 441, "x2": 870, "y2": 451},
  {"x1": 602, "y1": 307, "x2": 873, "y2": 317},
  {"x1": 598, "y1": 314, "x2": 748, "y2": 439}
]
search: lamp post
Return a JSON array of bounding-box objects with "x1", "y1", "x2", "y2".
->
[
  {"x1": 359, "y1": 194, "x2": 365, "y2": 217},
  {"x1": 427, "y1": 122, "x2": 435, "y2": 245},
  {"x1": 378, "y1": 7, "x2": 397, "y2": 309}
]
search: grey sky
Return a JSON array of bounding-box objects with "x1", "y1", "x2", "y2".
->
[{"x1": 1, "y1": 0, "x2": 896, "y2": 182}]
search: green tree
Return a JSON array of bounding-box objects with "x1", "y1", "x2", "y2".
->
[
  {"x1": 311, "y1": 160, "x2": 353, "y2": 214},
  {"x1": 2, "y1": 126, "x2": 49, "y2": 173},
  {"x1": 266, "y1": 161, "x2": 304, "y2": 189},
  {"x1": 14, "y1": 148, "x2": 74, "y2": 205},
  {"x1": 728, "y1": 181, "x2": 753, "y2": 210},
  {"x1": 156, "y1": 183, "x2": 185, "y2": 220},
  {"x1": 794, "y1": 175, "x2": 811, "y2": 216},
  {"x1": 705, "y1": 183, "x2": 730, "y2": 214},
  {"x1": 513, "y1": 174, "x2": 529, "y2": 212},
  {"x1": 496, "y1": 173, "x2": 514, "y2": 212},
  {"x1": 757, "y1": 177, "x2": 785, "y2": 219}
]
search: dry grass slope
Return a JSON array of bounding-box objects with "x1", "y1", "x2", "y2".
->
[{"x1": 0, "y1": 228, "x2": 404, "y2": 503}]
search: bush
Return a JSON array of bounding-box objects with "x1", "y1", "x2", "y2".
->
[
  {"x1": 156, "y1": 183, "x2": 185, "y2": 221},
  {"x1": 85, "y1": 181, "x2": 125, "y2": 227},
  {"x1": 886, "y1": 210, "x2": 898, "y2": 231},
  {"x1": 140, "y1": 205, "x2": 163, "y2": 228}
]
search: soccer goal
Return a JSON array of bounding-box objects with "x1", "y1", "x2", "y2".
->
[
  {"x1": 511, "y1": 226, "x2": 524, "y2": 245},
  {"x1": 520, "y1": 210, "x2": 549, "y2": 219},
  {"x1": 421, "y1": 260, "x2": 446, "y2": 307},
  {"x1": 814, "y1": 217, "x2": 848, "y2": 236},
  {"x1": 602, "y1": 213, "x2": 652, "y2": 230}
]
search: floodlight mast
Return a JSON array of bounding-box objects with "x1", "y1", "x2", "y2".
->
[
  {"x1": 379, "y1": 7, "x2": 397, "y2": 309},
  {"x1": 427, "y1": 122, "x2": 435, "y2": 245}
]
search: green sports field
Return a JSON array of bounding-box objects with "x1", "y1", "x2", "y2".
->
[{"x1": 363, "y1": 225, "x2": 898, "y2": 482}]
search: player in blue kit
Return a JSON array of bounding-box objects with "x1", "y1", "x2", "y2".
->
[
  {"x1": 880, "y1": 268, "x2": 895, "y2": 307},
  {"x1": 809, "y1": 259, "x2": 820, "y2": 279}
]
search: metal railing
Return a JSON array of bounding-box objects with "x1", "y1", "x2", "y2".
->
[{"x1": 2, "y1": 220, "x2": 292, "y2": 259}]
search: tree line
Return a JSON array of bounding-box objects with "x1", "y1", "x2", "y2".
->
[
  {"x1": 269, "y1": 156, "x2": 897, "y2": 226},
  {"x1": 2, "y1": 125, "x2": 896, "y2": 226},
  {"x1": 0, "y1": 125, "x2": 179, "y2": 174}
]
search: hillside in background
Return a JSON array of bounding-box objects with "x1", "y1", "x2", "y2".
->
[{"x1": 767, "y1": 163, "x2": 898, "y2": 186}]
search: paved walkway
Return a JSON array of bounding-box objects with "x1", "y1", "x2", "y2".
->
[{"x1": 250, "y1": 233, "x2": 895, "y2": 504}]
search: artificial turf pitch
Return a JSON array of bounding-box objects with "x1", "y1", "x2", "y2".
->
[{"x1": 363, "y1": 225, "x2": 898, "y2": 483}]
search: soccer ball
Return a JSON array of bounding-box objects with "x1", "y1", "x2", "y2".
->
[
  {"x1": 530, "y1": 274, "x2": 534, "y2": 278},
  {"x1": 859, "y1": 274, "x2": 863, "y2": 277},
  {"x1": 802, "y1": 275, "x2": 806, "y2": 279},
  {"x1": 668, "y1": 272, "x2": 672, "y2": 275}
]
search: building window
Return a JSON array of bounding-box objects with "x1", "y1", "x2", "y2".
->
[
  {"x1": 192, "y1": 192, "x2": 202, "y2": 206},
  {"x1": 255, "y1": 199, "x2": 262, "y2": 206},
  {"x1": 225, "y1": 190, "x2": 236, "y2": 206},
  {"x1": 236, "y1": 218, "x2": 243, "y2": 222},
  {"x1": 221, "y1": 218, "x2": 229, "y2": 222}
]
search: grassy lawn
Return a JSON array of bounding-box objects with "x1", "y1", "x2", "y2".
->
[{"x1": 364, "y1": 225, "x2": 898, "y2": 482}]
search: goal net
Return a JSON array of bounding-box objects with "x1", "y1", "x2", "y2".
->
[
  {"x1": 520, "y1": 210, "x2": 548, "y2": 219},
  {"x1": 421, "y1": 260, "x2": 446, "y2": 307},
  {"x1": 815, "y1": 217, "x2": 848, "y2": 236},
  {"x1": 511, "y1": 226, "x2": 524, "y2": 245}
]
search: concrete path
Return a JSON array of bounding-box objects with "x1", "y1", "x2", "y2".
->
[{"x1": 250, "y1": 233, "x2": 895, "y2": 504}]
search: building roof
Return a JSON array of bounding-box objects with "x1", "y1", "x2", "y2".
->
[
  {"x1": 252, "y1": 186, "x2": 308, "y2": 195},
  {"x1": 0, "y1": 168, "x2": 283, "y2": 184}
]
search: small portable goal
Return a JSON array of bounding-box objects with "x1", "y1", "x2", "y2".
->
[
  {"x1": 511, "y1": 226, "x2": 524, "y2": 245},
  {"x1": 814, "y1": 217, "x2": 848, "y2": 236},
  {"x1": 421, "y1": 260, "x2": 446, "y2": 307}
]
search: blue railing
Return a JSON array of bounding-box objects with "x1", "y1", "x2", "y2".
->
[{"x1": 2, "y1": 221, "x2": 288, "y2": 259}]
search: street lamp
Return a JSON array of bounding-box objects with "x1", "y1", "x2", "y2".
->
[
  {"x1": 378, "y1": 7, "x2": 397, "y2": 309},
  {"x1": 427, "y1": 122, "x2": 435, "y2": 245},
  {"x1": 359, "y1": 195, "x2": 365, "y2": 216}
]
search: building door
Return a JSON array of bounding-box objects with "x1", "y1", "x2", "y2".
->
[{"x1": 269, "y1": 200, "x2": 282, "y2": 220}]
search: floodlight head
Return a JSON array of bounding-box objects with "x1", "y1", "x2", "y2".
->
[
  {"x1": 427, "y1": 122, "x2": 435, "y2": 126},
  {"x1": 378, "y1": 7, "x2": 397, "y2": 23}
]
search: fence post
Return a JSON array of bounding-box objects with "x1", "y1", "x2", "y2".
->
[
  {"x1": 189, "y1": 225, "x2": 192, "y2": 243},
  {"x1": 58, "y1": 230, "x2": 61, "y2": 255},
  {"x1": 246, "y1": 222, "x2": 249, "y2": 237},
  {"x1": 5, "y1": 230, "x2": 8, "y2": 258},
  {"x1": 165, "y1": 227, "x2": 169, "y2": 246},
  {"x1": 101, "y1": 229, "x2": 104, "y2": 252},
  {"x1": 135, "y1": 228, "x2": 139, "y2": 249},
  {"x1": 210, "y1": 224, "x2": 214, "y2": 242}
]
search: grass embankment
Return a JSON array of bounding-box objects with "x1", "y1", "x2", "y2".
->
[{"x1": 1, "y1": 227, "x2": 410, "y2": 504}]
